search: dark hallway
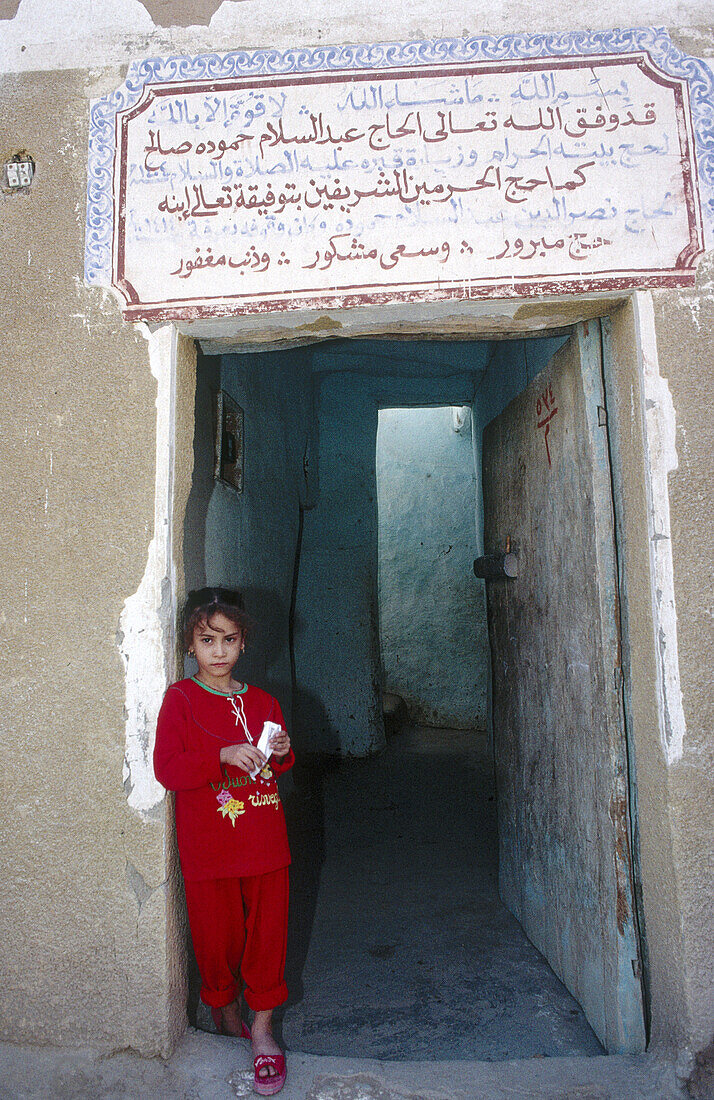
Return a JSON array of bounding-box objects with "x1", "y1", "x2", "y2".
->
[{"x1": 279, "y1": 726, "x2": 603, "y2": 1062}]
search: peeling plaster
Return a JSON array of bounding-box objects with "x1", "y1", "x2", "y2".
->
[
  {"x1": 3, "y1": 0, "x2": 714, "y2": 74},
  {"x1": 0, "y1": 2, "x2": 21, "y2": 22},
  {"x1": 0, "y1": 0, "x2": 154, "y2": 72},
  {"x1": 634, "y1": 291, "x2": 686, "y2": 765},
  {"x1": 118, "y1": 323, "x2": 177, "y2": 818},
  {"x1": 139, "y1": 0, "x2": 234, "y2": 28}
]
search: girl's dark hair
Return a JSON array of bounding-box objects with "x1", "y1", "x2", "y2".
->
[{"x1": 182, "y1": 587, "x2": 252, "y2": 650}]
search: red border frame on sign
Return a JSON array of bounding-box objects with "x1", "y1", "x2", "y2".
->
[{"x1": 112, "y1": 52, "x2": 705, "y2": 320}]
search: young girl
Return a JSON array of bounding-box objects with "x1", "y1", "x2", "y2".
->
[{"x1": 153, "y1": 587, "x2": 294, "y2": 1096}]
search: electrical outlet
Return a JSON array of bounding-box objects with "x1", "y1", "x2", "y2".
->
[{"x1": 6, "y1": 161, "x2": 33, "y2": 188}]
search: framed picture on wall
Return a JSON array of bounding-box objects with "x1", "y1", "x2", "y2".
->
[{"x1": 214, "y1": 391, "x2": 244, "y2": 493}]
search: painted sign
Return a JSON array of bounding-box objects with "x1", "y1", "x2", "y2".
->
[{"x1": 86, "y1": 35, "x2": 711, "y2": 320}]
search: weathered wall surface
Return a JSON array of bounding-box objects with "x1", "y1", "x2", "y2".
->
[
  {"x1": 0, "y1": 69, "x2": 182, "y2": 1054},
  {"x1": 294, "y1": 369, "x2": 383, "y2": 755},
  {"x1": 192, "y1": 349, "x2": 313, "y2": 726},
  {"x1": 600, "y1": 300, "x2": 687, "y2": 1053},
  {"x1": 294, "y1": 340, "x2": 487, "y2": 754},
  {"x1": 0, "y1": 0, "x2": 712, "y2": 1071},
  {"x1": 596, "y1": 294, "x2": 714, "y2": 1062},
  {"x1": 377, "y1": 405, "x2": 486, "y2": 729},
  {"x1": 2, "y1": 0, "x2": 712, "y2": 80},
  {"x1": 649, "y1": 273, "x2": 714, "y2": 1055}
]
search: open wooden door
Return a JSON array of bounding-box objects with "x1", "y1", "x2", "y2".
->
[{"x1": 482, "y1": 320, "x2": 645, "y2": 1053}]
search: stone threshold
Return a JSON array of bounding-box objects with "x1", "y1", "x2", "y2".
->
[{"x1": 0, "y1": 1029, "x2": 689, "y2": 1099}]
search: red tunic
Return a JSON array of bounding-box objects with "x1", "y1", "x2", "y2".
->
[{"x1": 153, "y1": 677, "x2": 294, "y2": 881}]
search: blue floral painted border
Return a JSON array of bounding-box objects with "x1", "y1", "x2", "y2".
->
[{"x1": 85, "y1": 27, "x2": 714, "y2": 288}]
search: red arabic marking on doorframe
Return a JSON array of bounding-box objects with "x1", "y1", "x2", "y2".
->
[{"x1": 536, "y1": 384, "x2": 558, "y2": 467}]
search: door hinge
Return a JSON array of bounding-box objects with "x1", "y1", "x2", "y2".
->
[
  {"x1": 598, "y1": 405, "x2": 608, "y2": 426},
  {"x1": 631, "y1": 958, "x2": 642, "y2": 980}
]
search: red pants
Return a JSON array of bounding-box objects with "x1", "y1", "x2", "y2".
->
[{"x1": 184, "y1": 867, "x2": 289, "y2": 1011}]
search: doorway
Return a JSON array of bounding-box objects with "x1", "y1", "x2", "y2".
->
[{"x1": 182, "y1": 321, "x2": 645, "y2": 1059}]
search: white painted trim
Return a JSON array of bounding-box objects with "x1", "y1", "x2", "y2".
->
[
  {"x1": 633, "y1": 291, "x2": 686, "y2": 765},
  {"x1": 119, "y1": 323, "x2": 178, "y2": 817}
]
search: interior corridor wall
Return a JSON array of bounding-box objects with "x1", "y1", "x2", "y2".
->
[
  {"x1": 183, "y1": 349, "x2": 313, "y2": 724},
  {"x1": 294, "y1": 338, "x2": 489, "y2": 756},
  {"x1": 377, "y1": 406, "x2": 486, "y2": 729},
  {"x1": 292, "y1": 370, "x2": 383, "y2": 756}
]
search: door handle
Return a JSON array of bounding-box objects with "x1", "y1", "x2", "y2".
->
[{"x1": 473, "y1": 553, "x2": 518, "y2": 579}]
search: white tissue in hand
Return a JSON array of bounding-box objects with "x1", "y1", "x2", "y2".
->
[{"x1": 249, "y1": 720, "x2": 282, "y2": 778}]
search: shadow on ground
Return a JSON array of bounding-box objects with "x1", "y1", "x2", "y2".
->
[{"x1": 277, "y1": 726, "x2": 604, "y2": 1062}]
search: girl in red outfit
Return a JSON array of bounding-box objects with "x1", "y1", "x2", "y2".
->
[{"x1": 154, "y1": 587, "x2": 294, "y2": 1096}]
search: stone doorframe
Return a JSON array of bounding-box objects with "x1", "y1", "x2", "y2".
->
[{"x1": 122, "y1": 290, "x2": 691, "y2": 1055}]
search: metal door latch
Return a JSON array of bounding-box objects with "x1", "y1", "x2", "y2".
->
[{"x1": 473, "y1": 552, "x2": 518, "y2": 579}]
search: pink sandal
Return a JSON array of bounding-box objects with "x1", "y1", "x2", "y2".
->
[
  {"x1": 210, "y1": 1007, "x2": 251, "y2": 1040},
  {"x1": 253, "y1": 1052, "x2": 286, "y2": 1096}
]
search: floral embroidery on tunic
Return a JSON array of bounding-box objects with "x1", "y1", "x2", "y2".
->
[{"x1": 216, "y1": 789, "x2": 246, "y2": 825}]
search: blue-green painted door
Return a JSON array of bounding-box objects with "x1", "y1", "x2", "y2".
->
[{"x1": 482, "y1": 320, "x2": 646, "y2": 1053}]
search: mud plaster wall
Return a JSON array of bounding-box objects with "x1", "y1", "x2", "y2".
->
[
  {"x1": 599, "y1": 299, "x2": 683, "y2": 1050},
  {"x1": 599, "y1": 295, "x2": 714, "y2": 1058},
  {"x1": 0, "y1": 68, "x2": 180, "y2": 1054},
  {"x1": 376, "y1": 406, "x2": 486, "y2": 729},
  {"x1": 649, "y1": 274, "x2": 714, "y2": 1055}
]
